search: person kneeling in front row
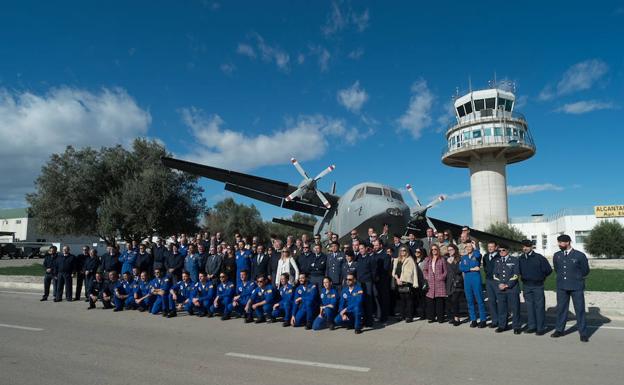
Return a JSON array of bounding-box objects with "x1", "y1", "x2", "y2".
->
[{"x1": 333, "y1": 273, "x2": 364, "y2": 334}]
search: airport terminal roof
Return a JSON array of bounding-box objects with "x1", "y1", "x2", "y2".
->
[{"x1": 0, "y1": 208, "x2": 30, "y2": 220}]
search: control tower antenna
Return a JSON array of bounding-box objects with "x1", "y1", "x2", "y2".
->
[{"x1": 441, "y1": 84, "x2": 536, "y2": 230}]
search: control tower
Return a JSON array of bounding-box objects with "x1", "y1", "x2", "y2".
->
[{"x1": 441, "y1": 85, "x2": 536, "y2": 230}]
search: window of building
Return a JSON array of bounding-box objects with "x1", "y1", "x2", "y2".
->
[
  {"x1": 366, "y1": 186, "x2": 382, "y2": 196},
  {"x1": 472, "y1": 129, "x2": 482, "y2": 138},
  {"x1": 485, "y1": 97, "x2": 496, "y2": 109},
  {"x1": 463, "y1": 102, "x2": 473, "y2": 114},
  {"x1": 351, "y1": 188, "x2": 364, "y2": 202},
  {"x1": 15, "y1": 219, "x2": 21, "y2": 224},
  {"x1": 505, "y1": 99, "x2": 513, "y2": 111},
  {"x1": 474, "y1": 99, "x2": 485, "y2": 111},
  {"x1": 541, "y1": 234, "x2": 548, "y2": 249},
  {"x1": 484, "y1": 128, "x2": 492, "y2": 136},
  {"x1": 463, "y1": 131, "x2": 471, "y2": 140},
  {"x1": 513, "y1": 128, "x2": 519, "y2": 137},
  {"x1": 456, "y1": 105, "x2": 466, "y2": 117},
  {"x1": 506, "y1": 127, "x2": 512, "y2": 136},
  {"x1": 497, "y1": 97, "x2": 507, "y2": 109},
  {"x1": 575, "y1": 230, "x2": 591, "y2": 244},
  {"x1": 494, "y1": 127, "x2": 503, "y2": 136}
]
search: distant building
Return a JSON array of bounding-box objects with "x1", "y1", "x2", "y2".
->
[
  {"x1": 0, "y1": 207, "x2": 100, "y2": 249},
  {"x1": 510, "y1": 205, "x2": 624, "y2": 258}
]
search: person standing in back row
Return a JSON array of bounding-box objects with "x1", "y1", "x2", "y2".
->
[
  {"x1": 519, "y1": 239, "x2": 552, "y2": 336},
  {"x1": 551, "y1": 234, "x2": 590, "y2": 342}
]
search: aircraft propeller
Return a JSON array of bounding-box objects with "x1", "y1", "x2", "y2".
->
[
  {"x1": 285, "y1": 158, "x2": 335, "y2": 209},
  {"x1": 405, "y1": 184, "x2": 445, "y2": 227}
]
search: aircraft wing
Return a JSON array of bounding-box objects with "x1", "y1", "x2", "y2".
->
[
  {"x1": 161, "y1": 156, "x2": 338, "y2": 216},
  {"x1": 427, "y1": 217, "x2": 523, "y2": 248}
]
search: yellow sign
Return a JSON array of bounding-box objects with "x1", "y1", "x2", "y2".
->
[{"x1": 595, "y1": 205, "x2": 624, "y2": 218}]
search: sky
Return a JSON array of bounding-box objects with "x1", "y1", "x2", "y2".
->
[{"x1": 1, "y1": 0, "x2": 623, "y2": 226}]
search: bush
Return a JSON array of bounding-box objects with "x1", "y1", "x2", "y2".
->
[{"x1": 585, "y1": 221, "x2": 624, "y2": 259}]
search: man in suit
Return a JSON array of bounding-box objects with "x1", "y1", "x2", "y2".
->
[
  {"x1": 482, "y1": 241, "x2": 500, "y2": 328},
  {"x1": 251, "y1": 245, "x2": 270, "y2": 280},
  {"x1": 406, "y1": 232, "x2": 423, "y2": 256},
  {"x1": 551, "y1": 234, "x2": 590, "y2": 342},
  {"x1": 420, "y1": 228, "x2": 436, "y2": 253}
]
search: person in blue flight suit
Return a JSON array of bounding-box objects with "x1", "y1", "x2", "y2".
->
[
  {"x1": 210, "y1": 272, "x2": 236, "y2": 320},
  {"x1": 325, "y1": 242, "x2": 344, "y2": 292},
  {"x1": 482, "y1": 241, "x2": 500, "y2": 328},
  {"x1": 134, "y1": 271, "x2": 152, "y2": 312},
  {"x1": 519, "y1": 239, "x2": 552, "y2": 335},
  {"x1": 191, "y1": 271, "x2": 216, "y2": 317},
  {"x1": 551, "y1": 234, "x2": 590, "y2": 342},
  {"x1": 272, "y1": 273, "x2": 294, "y2": 327},
  {"x1": 113, "y1": 272, "x2": 133, "y2": 311},
  {"x1": 168, "y1": 271, "x2": 194, "y2": 317},
  {"x1": 493, "y1": 245, "x2": 522, "y2": 334},
  {"x1": 235, "y1": 242, "x2": 252, "y2": 286},
  {"x1": 244, "y1": 274, "x2": 275, "y2": 323},
  {"x1": 228, "y1": 270, "x2": 256, "y2": 318},
  {"x1": 312, "y1": 277, "x2": 338, "y2": 330},
  {"x1": 184, "y1": 244, "x2": 201, "y2": 283},
  {"x1": 291, "y1": 273, "x2": 318, "y2": 329},
  {"x1": 459, "y1": 242, "x2": 487, "y2": 328},
  {"x1": 355, "y1": 244, "x2": 376, "y2": 327},
  {"x1": 334, "y1": 272, "x2": 364, "y2": 334},
  {"x1": 119, "y1": 243, "x2": 137, "y2": 276},
  {"x1": 149, "y1": 268, "x2": 173, "y2": 316},
  {"x1": 309, "y1": 244, "x2": 327, "y2": 289}
]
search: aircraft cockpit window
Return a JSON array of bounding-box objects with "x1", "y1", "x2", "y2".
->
[
  {"x1": 351, "y1": 187, "x2": 365, "y2": 202},
  {"x1": 366, "y1": 186, "x2": 382, "y2": 196},
  {"x1": 390, "y1": 190, "x2": 404, "y2": 202},
  {"x1": 382, "y1": 188, "x2": 392, "y2": 197}
]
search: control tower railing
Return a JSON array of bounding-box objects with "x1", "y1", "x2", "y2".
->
[
  {"x1": 446, "y1": 109, "x2": 527, "y2": 135},
  {"x1": 441, "y1": 132, "x2": 536, "y2": 158}
]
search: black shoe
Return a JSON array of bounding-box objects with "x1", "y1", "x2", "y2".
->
[
  {"x1": 551, "y1": 331, "x2": 564, "y2": 338},
  {"x1": 168, "y1": 311, "x2": 177, "y2": 318},
  {"x1": 113, "y1": 308, "x2": 120, "y2": 312},
  {"x1": 255, "y1": 317, "x2": 266, "y2": 324},
  {"x1": 40, "y1": 297, "x2": 48, "y2": 301},
  {"x1": 207, "y1": 313, "x2": 214, "y2": 318},
  {"x1": 453, "y1": 320, "x2": 460, "y2": 326},
  {"x1": 221, "y1": 315, "x2": 231, "y2": 321},
  {"x1": 198, "y1": 313, "x2": 206, "y2": 318},
  {"x1": 478, "y1": 321, "x2": 487, "y2": 328},
  {"x1": 66, "y1": 298, "x2": 73, "y2": 302},
  {"x1": 245, "y1": 317, "x2": 253, "y2": 323},
  {"x1": 87, "y1": 305, "x2": 95, "y2": 310},
  {"x1": 138, "y1": 308, "x2": 145, "y2": 312},
  {"x1": 525, "y1": 329, "x2": 536, "y2": 334},
  {"x1": 489, "y1": 323, "x2": 498, "y2": 329},
  {"x1": 329, "y1": 324, "x2": 336, "y2": 330},
  {"x1": 162, "y1": 311, "x2": 169, "y2": 317},
  {"x1": 282, "y1": 321, "x2": 290, "y2": 327},
  {"x1": 354, "y1": 329, "x2": 362, "y2": 334},
  {"x1": 266, "y1": 317, "x2": 274, "y2": 324},
  {"x1": 405, "y1": 318, "x2": 413, "y2": 323},
  {"x1": 305, "y1": 323, "x2": 312, "y2": 330},
  {"x1": 536, "y1": 330, "x2": 546, "y2": 336},
  {"x1": 428, "y1": 319, "x2": 436, "y2": 323},
  {"x1": 188, "y1": 309, "x2": 195, "y2": 316},
  {"x1": 514, "y1": 329, "x2": 522, "y2": 335},
  {"x1": 74, "y1": 297, "x2": 80, "y2": 301},
  {"x1": 580, "y1": 335, "x2": 589, "y2": 342},
  {"x1": 495, "y1": 327, "x2": 506, "y2": 333},
  {"x1": 53, "y1": 298, "x2": 61, "y2": 302},
  {"x1": 470, "y1": 321, "x2": 477, "y2": 328}
]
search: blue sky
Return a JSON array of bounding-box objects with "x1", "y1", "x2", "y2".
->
[{"x1": 1, "y1": 0, "x2": 623, "y2": 226}]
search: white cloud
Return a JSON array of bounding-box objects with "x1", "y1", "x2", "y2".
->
[
  {"x1": 539, "y1": 59, "x2": 608, "y2": 101},
  {"x1": 439, "y1": 183, "x2": 565, "y2": 201},
  {"x1": 180, "y1": 109, "x2": 365, "y2": 171},
  {"x1": 347, "y1": 48, "x2": 364, "y2": 60},
  {"x1": 337, "y1": 81, "x2": 368, "y2": 113},
  {"x1": 308, "y1": 45, "x2": 331, "y2": 72},
  {"x1": 321, "y1": 1, "x2": 369, "y2": 36},
  {"x1": 555, "y1": 100, "x2": 616, "y2": 114},
  {"x1": 237, "y1": 34, "x2": 290, "y2": 72},
  {"x1": 397, "y1": 80, "x2": 435, "y2": 139},
  {"x1": 220, "y1": 63, "x2": 236, "y2": 75},
  {"x1": 0, "y1": 87, "x2": 151, "y2": 207},
  {"x1": 236, "y1": 43, "x2": 256, "y2": 58}
]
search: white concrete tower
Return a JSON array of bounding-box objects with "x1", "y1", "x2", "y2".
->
[{"x1": 441, "y1": 85, "x2": 536, "y2": 230}]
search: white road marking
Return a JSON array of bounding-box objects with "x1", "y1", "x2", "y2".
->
[
  {"x1": 225, "y1": 352, "x2": 370, "y2": 372},
  {"x1": 0, "y1": 323, "x2": 44, "y2": 331},
  {"x1": 0, "y1": 290, "x2": 40, "y2": 296}
]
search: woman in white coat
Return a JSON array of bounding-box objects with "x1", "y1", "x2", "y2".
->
[{"x1": 275, "y1": 249, "x2": 299, "y2": 287}]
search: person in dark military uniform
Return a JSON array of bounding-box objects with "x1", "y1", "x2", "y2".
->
[
  {"x1": 54, "y1": 246, "x2": 76, "y2": 302},
  {"x1": 325, "y1": 242, "x2": 344, "y2": 292},
  {"x1": 519, "y1": 239, "x2": 552, "y2": 335},
  {"x1": 83, "y1": 248, "x2": 100, "y2": 303},
  {"x1": 551, "y1": 234, "x2": 590, "y2": 342},
  {"x1": 41, "y1": 246, "x2": 58, "y2": 301},
  {"x1": 493, "y1": 245, "x2": 521, "y2": 334},
  {"x1": 482, "y1": 241, "x2": 500, "y2": 328},
  {"x1": 87, "y1": 272, "x2": 106, "y2": 309},
  {"x1": 74, "y1": 246, "x2": 89, "y2": 301}
]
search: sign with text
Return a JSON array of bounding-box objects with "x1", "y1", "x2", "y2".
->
[{"x1": 595, "y1": 205, "x2": 624, "y2": 218}]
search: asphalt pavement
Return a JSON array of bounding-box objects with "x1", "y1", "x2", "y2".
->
[{"x1": 1, "y1": 289, "x2": 623, "y2": 385}]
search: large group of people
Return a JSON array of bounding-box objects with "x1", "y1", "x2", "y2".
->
[{"x1": 40, "y1": 226, "x2": 591, "y2": 341}]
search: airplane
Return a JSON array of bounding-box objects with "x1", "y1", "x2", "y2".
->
[{"x1": 161, "y1": 156, "x2": 521, "y2": 247}]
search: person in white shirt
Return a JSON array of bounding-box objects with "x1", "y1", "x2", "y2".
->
[{"x1": 275, "y1": 249, "x2": 299, "y2": 287}]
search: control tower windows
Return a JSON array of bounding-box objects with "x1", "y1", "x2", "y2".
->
[
  {"x1": 494, "y1": 127, "x2": 503, "y2": 136},
  {"x1": 484, "y1": 128, "x2": 492, "y2": 136},
  {"x1": 505, "y1": 99, "x2": 513, "y2": 111},
  {"x1": 472, "y1": 129, "x2": 482, "y2": 138},
  {"x1": 463, "y1": 102, "x2": 473, "y2": 114},
  {"x1": 456, "y1": 104, "x2": 466, "y2": 117},
  {"x1": 474, "y1": 99, "x2": 485, "y2": 111},
  {"x1": 463, "y1": 131, "x2": 471, "y2": 140},
  {"x1": 485, "y1": 98, "x2": 496, "y2": 109}
]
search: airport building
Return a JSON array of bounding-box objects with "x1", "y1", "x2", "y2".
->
[{"x1": 510, "y1": 205, "x2": 624, "y2": 258}]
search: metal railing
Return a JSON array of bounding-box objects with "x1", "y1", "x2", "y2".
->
[
  {"x1": 441, "y1": 133, "x2": 536, "y2": 157},
  {"x1": 447, "y1": 109, "x2": 527, "y2": 134}
]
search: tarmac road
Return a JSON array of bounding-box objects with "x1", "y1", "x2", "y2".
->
[{"x1": 1, "y1": 289, "x2": 623, "y2": 385}]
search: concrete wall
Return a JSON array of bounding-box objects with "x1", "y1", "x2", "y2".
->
[{"x1": 469, "y1": 154, "x2": 508, "y2": 230}]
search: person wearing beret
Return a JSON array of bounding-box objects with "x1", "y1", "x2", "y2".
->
[{"x1": 551, "y1": 234, "x2": 590, "y2": 342}]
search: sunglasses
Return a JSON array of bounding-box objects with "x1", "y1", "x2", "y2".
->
[
  {"x1": 219, "y1": 275, "x2": 227, "y2": 278},
  {"x1": 500, "y1": 249, "x2": 508, "y2": 252},
  {"x1": 346, "y1": 278, "x2": 354, "y2": 281}
]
